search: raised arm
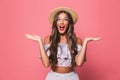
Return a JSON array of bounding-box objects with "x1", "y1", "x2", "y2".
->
[
  {"x1": 25, "y1": 34, "x2": 50, "y2": 68},
  {"x1": 75, "y1": 37, "x2": 101, "y2": 66}
]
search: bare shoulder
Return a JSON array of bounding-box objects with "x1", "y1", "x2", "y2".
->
[
  {"x1": 76, "y1": 37, "x2": 82, "y2": 45},
  {"x1": 44, "y1": 35, "x2": 51, "y2": 44}
]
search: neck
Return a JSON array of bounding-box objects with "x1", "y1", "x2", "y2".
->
[{"x1": 60, "y1": 34, "x2": 67, "y2": 43}]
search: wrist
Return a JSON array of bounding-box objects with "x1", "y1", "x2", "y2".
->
[
  {"x1": 38, "y1": 39, "x2": 43, "y2": 44},
  {"x1": 83, "y1": 40, "x2": 88, "y2": 45}
]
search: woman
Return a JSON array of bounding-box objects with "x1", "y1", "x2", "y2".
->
[{"x1": 25, "y1": 7, "x2": 101, "y2": 80}]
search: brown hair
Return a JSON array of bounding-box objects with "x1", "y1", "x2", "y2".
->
[{"x1": 47, "y1": 11, "x2": 78, "y2": 68}]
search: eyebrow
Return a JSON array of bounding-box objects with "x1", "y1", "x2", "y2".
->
[{"x1": 57, "y1": 17, "x2": 68, "y2": 18}]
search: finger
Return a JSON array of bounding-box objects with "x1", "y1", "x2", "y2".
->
[
  {"x1": 93, "y1": 38, "x2": 102, "y2": 40},
  {"x1": 89, "y1": 38, "x2": 94, "y2": 41},
  {"x1": 25, "y1": 34, "x2": 31, "y2": 38},
  {"x1": 25, "y1": 34, "x2": 32, "y2": 37},
  {"x1": 34, "y1": 34, "x2": 39, "y2": 38},
  {"x1": 34, "y1": 34, "x2": 41, "y2": 38},
  {"x1": 24, "y1": 34, "x2": 30, "y2": 38},
  {"x1": 25, "y1": 34, "x2": 34, "y2": 40}
]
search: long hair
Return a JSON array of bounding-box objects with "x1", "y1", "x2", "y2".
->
[{"x1": 48, "y1": 11, "x2": 78, "y2": 68}]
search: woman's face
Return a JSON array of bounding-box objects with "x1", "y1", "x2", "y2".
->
[{"x1": 56, "y1": 12, "x2": 69, "y2": 34}]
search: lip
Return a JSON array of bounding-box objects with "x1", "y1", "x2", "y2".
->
[{"x1": 59, "y1": 26, "x2": 65, "y2": 31}]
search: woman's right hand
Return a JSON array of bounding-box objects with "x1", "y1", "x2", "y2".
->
[{"x1": 24, "y1": 33, "x2": 42, "y2": 42}]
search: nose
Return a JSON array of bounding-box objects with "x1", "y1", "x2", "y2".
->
[{"x1": 59, "y1": 19, "x2": 64, "y2": 24}]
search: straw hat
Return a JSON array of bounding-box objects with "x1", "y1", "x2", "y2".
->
[{"x1": 48, "y1": 7, "x2": 78, "y2": 24}]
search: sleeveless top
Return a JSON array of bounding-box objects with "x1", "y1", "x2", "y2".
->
[{"x1": 44, "y1": 43, "x2": 82, "y2": 67}]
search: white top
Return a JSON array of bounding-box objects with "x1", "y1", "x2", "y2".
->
[{"x1": 44, "y1": 43, "x2": 82, "y2": 67}]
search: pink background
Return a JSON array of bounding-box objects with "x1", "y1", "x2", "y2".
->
[{"x1": 0, "y1": 0, "x2": 120, "y2": 80}]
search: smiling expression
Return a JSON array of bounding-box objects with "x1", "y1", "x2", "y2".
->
[{"x1": 56, "y1": 12, "x2": 69, "y2": 35}]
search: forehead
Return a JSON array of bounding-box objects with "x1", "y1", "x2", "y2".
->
[{"x1": 58, "y1": 12, "x2": 68, "y2": 18}]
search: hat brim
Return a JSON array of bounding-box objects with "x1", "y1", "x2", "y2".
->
[{"x1": 48, "y1": 7, "x2": 78, "y2": 24}]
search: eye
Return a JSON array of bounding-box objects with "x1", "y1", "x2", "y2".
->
[
  {"x1": 57, "y1": 18, "x2": 69, "y2": 22},
  {"x1": 64, "y1": 18, "x2": 69, "y2": 21},
  {"x1": 57, "y1": 18, "x2": 61, "y2": 21}
]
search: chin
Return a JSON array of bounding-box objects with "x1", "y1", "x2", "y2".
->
[
  {"x1": 59, "y1": 31, "x2": 67, "y2": 35},
  {"x1": 59, "y1": 31, "x2": 65, "y2": 34}
]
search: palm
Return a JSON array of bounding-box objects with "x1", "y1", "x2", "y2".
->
[
  {"x1": 24, "y1": 33, "x2": 41, "y2": 42},
  {"x1": 85, "y1": 37, "x2": 101, "y2": 42}
]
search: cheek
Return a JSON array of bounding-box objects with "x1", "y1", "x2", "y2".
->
[
  {"x1": 56, "y1": 21, "x2": 59, "y2": 26},
  {"x1": 56, "y1": 22, "x2": 59, "y2": 28},
  {"x1": 65, "y1": 22, "x2": 69, "y2": 27}
]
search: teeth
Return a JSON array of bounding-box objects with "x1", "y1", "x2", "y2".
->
[
  {"x1": 59, "y1": 26, "x2": 65, "y2": 30},
  {"x1": 60, "y1": 26, "x2": 65, "y2": 28}
]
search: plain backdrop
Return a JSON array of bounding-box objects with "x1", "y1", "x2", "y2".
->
[{"x1": 0, "y1": 0, "x2": 120, "y2": 80}]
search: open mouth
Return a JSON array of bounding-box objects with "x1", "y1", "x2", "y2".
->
[{"x1": 59, "y1": 26, "x2": 65, "y2": 31}]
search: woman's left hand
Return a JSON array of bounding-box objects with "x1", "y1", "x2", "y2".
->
[{"x1": 84, "y1": 37, "x2": 102, "y2": 43}]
